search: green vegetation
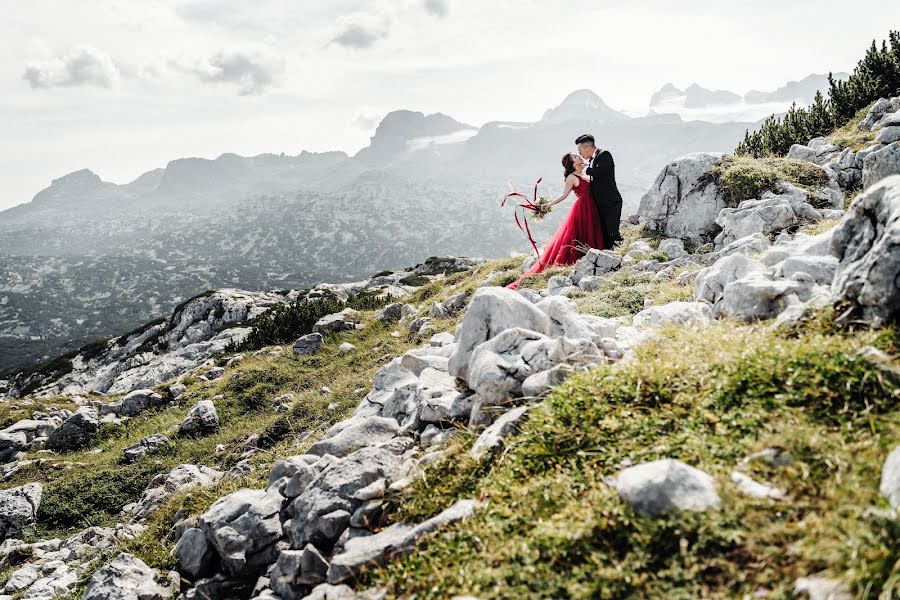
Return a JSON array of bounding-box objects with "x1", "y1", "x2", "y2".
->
[
  {"x1": 572, "y1": 271, "x2": 695, "y2": 318},
  {"x1": 375, "y1": 315, "x2": 899, "y2": 599},
  {"x1": 737, "y1": 31, "x2": 900, "y2": 157},
  {"x1": 707, "y1": 155, "x2": 830, "y2": 207},
  {"x1": 234, "y1": 290, "x2": 393, "y2": 351}
]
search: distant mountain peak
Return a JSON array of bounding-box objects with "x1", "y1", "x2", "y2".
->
[
  {"x1": 541, "y1": 89, "x2": 627, "y2": 124},
  {"x1": 51, "y1": 169, "x2": 102, "y2": 187},
  {"x1": 356, "y1": 110, "x2": 477, "y2": 159}
]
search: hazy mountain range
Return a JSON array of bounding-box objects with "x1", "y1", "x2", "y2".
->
[
  {"x1": 648, "y1": 72, "x2": 849, "y2": 122},
  {"x1": 0, "y1": 73, "x2": 836, "y2": 375}
]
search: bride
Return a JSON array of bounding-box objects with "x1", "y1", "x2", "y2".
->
[{"x1": 507, "y1": 153, "x2": 607, "y2": 290}]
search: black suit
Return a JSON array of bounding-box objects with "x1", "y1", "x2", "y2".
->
[{"x1": 585, "y1": 149, "x2": 623, "y2": 246}]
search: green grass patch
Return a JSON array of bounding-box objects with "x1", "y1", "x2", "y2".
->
[
  {"x1": 374, "y1": 317, "x2": 900, "y2": 599},
  {"x1": 708, "y1": 155, "x2": 830, "y2": 207},
  {"x1": 829, "y1": 103, "x2": 878, "y2": 152},
  {"x1": 573, "y1": 272, "x2": 694, "y2": 318}
]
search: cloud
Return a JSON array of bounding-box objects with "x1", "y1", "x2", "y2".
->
[
  {"x1": 331, "y1": 13, "x2": 390, "y2": 49},
  {"x1": 424, "y1": 0, "x2": 449, "y2": 18},
  {"x1": 23, "y1": 46, "x2": 120, "y2": 89},
  {"x1": 351, "y1": 107, "x2": 384, "y2": 131},
  {"x1": 174, "y1": 47, "x2": 285, "y2": 95}
]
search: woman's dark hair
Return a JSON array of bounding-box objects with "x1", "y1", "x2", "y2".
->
[{"x1": 562, "y1": 153, "x2": 576, "y2": 179}]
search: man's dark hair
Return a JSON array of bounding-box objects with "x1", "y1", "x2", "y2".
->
[{"x1": 575, "y1": 134, "x2": 595, "y2": 145}]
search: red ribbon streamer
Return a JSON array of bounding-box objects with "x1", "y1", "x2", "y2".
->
[{"x1": 502, "y1": 178, "x2": 544, "y2": 258}]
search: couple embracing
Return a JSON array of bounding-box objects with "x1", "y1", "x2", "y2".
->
[{"x1": 508, "y1": 134, "x2": 623, "y2": 290}]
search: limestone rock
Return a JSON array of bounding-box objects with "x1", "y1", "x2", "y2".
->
[
  {"x1": 632, "y1": 302, "x2": 713, "y2": 329},
  {"x1": 45, "y1": 407, "x2": 98, "y2": 451},
  {"x1": 132, "y1": 464, "x2": 223, "y2": 521},
  {"x1": 862, "y1": 142, "x2": 900, "y2": 190},
  {"x1": 570, "y1": 249, "x2": 622, "y2": 284},
  {"x1": 694, "y1": 253, "x2": 769, "y2": 312},
  {"x1": 466, "y1": 328, "x2": 600, "y2": 404},
  {"x1": 173, "y1": 527, "x2": 215, "y2": 581},
  {"x1": 199, "y1": 489, "x2": 283, "y2": 577},
  {"x1": 880, "y1": 446, "x2": 900, "y2": 510},
  {"x1": 793, "y1": 576, "x2": 852, "y2": 600},
  {"x1": 179, "y1": 400, "x2": 219, "y2": 435},
  {"x1": 293, "y1": 332, "x2": 325, "y2": 356},
  {"x1": 730, "y1": 471, "x2": 785, "y2": 499},
  {"x1": 615, "y1": 459, "x2": 720, "y2": 517},
  {"x1": 449, "y1": 287, "x2": 551, "y2": 381},
  {"x1": 831, "y1": 176, "x2": 900, "y2": 324},
  {"x1": 638, "y1": 153, "x2": 727, "y2": 242},
  {"x1": 306, "y1": 417, "x2": 400, "y2": 458},
  {"x1": 469, "y1": 406, "x2": 530, "y2": 459},
  {"x1": 327, "y1": 499, "x2": 478, "y2": 584},
  {"x1": 83, "y1": 553, "x2": 174, "y2": 600},
  {"x1": 313, "y1": 309, "x2": 361, "y2": 334},
  {"x1": 287, "y1": 445, "x2": 406, "y2": 549},
  {"x1": 123, "y1": 434, "x2": 170, "y2": 463},
  {"x1": 0, "y1": 482, "x2": 41, "y2": 540}
]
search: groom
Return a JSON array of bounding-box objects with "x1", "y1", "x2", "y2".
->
[{"x1": 576, "y1": 134, "x2": 623, "y2": 246}]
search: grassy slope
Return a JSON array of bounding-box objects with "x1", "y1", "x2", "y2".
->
[{"x1": 375, "y1": 315, "x2": 899, "y2": 599}]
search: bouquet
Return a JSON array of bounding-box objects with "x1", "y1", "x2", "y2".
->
[
  {"x1": 532, "y1": 196, "x2": 553, "y2": 221},
  {"x1": 502, "y1": 178, "x2": 552, "y2": 258}
]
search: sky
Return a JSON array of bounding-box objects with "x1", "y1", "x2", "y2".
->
[{"x1": 1, "y1": 0, "x2": 898, "y2": 210}]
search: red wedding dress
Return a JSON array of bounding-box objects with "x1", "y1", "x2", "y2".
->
[{"x1": 507, "y1": 176, "x2": 606, "y2": 290}]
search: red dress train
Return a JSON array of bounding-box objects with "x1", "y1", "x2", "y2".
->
[{"x1": 507, "y1": 176, "x2": 606, "y2": 290}]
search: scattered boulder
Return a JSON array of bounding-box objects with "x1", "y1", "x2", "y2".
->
[
  {"x1": 793, "y1": 576, "x2": 852, "y2": 600},
  {"x1": 632, "y1": 302, "x2": 713, "y2": 329},
  {"x1": 657, "y1": 238, "x2": 687, "y2": 259},
  {"x1": 104, "y1": 389, "x2": 166, "y2": 418},
  {"x1": 521, "y1": 365, "x2": 572, "y2": 398},
  {"x1": 268, "y1": 544, "x2": 331, "y2": 597},
  {"x1": 327, "y1": 499, "x2": 479, "y2": 584},
  {"x1": 306, "y1": 417, "x2": 400, "y2": 458},
  {"x1": 694, "y1": 252, "x2": 769, "y2": 312},
  {"x1": 831, "y1": 176, "x2": 900, "y2": 324},
  {"x1": 199, "y1": 489, "x2": 283, "y2": 577},
  {"x1": 879, "y1": 446, "x2": 900, "y2": 510},
  {"x1": 375, "y1": 303, "x2": 415, "y2": 323},
  {"x1": 465, "y1": 328, "x2": 600, "y2": 404},
  {"x1": 179, "y1": 400, "x2": 219, "y2": 435},
  {"x1": 83, "y1": 553, "x2": 175, "y2": 600},
  {"x1": 0, "y1": 482, "x2": 41, "y2": 540},
  {"x1": 638, "y1": 152, "x2": 727, "y2": 242},
  {"x1": 429, "y1": 292, "x2": 469, "y2": 318},
  {"x1": 861, "y1": 142, "x2": 900, "y2": 190},
  {"x1": 123, "y1": 434, "x2": 170, "y2": 463},
  {"x1": 132, "y1": 464, "x2": 223, "y2": 521},
  {"x1": 449, "y1": 288, "x2": 551, "y2": 381},
  {"x1": 775, "y1": 254, "x2": 838, "y2": 286},
  {"x1": 470, "y1": 406, "x2": 530, "y2": 459},
  {"x1": 174, "y1": 527, "x2": 216, "y2": 581},
  {"x1": 287, "y1": 445, "x2": 406, "y2": 549},
  {"x1": 313, "y1": 309, "x2": 361, "y2": 334},
  {"x1": 714, "y1": 185, "x2": 821, "y2": 249},
  {"x1": 719, "y1": 272, "x2": 823, "y2": 322},
  {"x1": 294, "y1": 333, "x2": 325, "y2": 356},
  {"x1": 45, "y1": 407, "x2": 99, "y2": 451},
  {"x1": 614, "y1": 459, "x2": 720, "y2": 517},
  {"x1": 730, "y1": 471, "x2": 785, "y2": 500}
]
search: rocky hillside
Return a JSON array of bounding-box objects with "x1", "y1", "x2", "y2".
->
[{"x1": 0, "y1": 90, "x2": 898, "y2": 600}]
